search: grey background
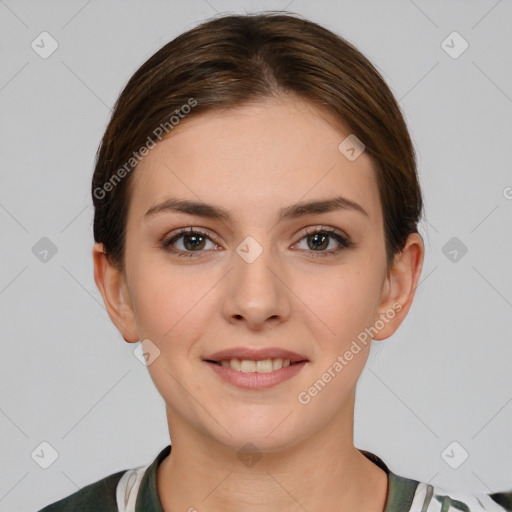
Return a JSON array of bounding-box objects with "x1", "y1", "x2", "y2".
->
[{"x1": 1, "y1": 0, "x2": 511, "y2": 510}]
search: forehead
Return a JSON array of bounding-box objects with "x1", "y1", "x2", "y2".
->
[{"x1": 128, "y1": 96, "x2": 382, "y2": 228}]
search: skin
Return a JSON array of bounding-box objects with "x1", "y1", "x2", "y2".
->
[{"x1": 93, "y1": 95, "x2": 424, "y2": 512}]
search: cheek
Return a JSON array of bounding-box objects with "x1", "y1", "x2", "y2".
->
[
  {"x1": 128, "y1": 258, "x2": 212, "y2": 349},
  {"x1": 294, "y1": 262, "x2": 382, "y2": 353}
]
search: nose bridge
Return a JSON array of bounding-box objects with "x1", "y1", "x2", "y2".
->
[
  {"x1": 235, "y1": 233, "x2": 268, "y2": 266},
  {"x1": 233, "y1": 232, "x2": 279, "y2": 291},
  {"x1": 224, "y1": 231, "x2": 290, "y2": 325}
]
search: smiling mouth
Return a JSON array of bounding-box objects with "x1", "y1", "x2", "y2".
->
[{"x1": 204, "y1": 358, "x2": 307, "y2": 373}]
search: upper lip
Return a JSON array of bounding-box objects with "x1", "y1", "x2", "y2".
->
[{"x1": 204, "y1": 347, "x2": 309, "y2": 363}]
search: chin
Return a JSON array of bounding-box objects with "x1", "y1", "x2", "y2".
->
[{"x1": 205, "y1": 412, "x2": 306, "y2": 455}]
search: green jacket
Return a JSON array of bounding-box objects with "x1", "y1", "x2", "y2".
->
[{"x1": 38, "y1": 445, "x2": 512, "y2": 512}]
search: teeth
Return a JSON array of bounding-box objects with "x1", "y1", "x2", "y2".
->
[
  {"x1": 256, "y1": 360, "x2": 273, "y2": 373},
  {"x1": 272, "y1": 358, "x2": 283, "y2": 370},
  {"x1": 218, "y1": 358, "x2": 294, "y2": 372},
  {"x1": 240, "y1": 360, "x2": 256, "y2": 373},
  {"x1": 230, "y1": 359, "x2": 241, "y2": 371}
]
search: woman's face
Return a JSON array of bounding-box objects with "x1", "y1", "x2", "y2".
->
[{"x1": 114, "y1": 96, "x2": 413, "y2": 452}]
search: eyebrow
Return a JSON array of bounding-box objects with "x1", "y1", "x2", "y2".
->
[{"x1": 144, "y1": 195, "x2": 369, "y2": 222}]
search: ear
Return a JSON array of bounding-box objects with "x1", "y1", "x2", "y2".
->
[
  {"x1": 92, "y1": 242, "x2": 139, "y2": 343},
  {"x1": 372, "y1": 232, "x2": 424, "y2": 341}
]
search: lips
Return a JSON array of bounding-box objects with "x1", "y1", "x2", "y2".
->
[{"x1": 203, "y1": 346, "x2": 309, "y2": 364}]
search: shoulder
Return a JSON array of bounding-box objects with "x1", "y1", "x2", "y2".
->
[
  {"x1": 359, "y1": 450, "x2": 512, "y2": 512},
  {"x1": 407, "y1": 480, "x2": 512, "y2": 512},
  {"x1": 38, "y1": 445, "x2": 171, "y2": 512},
  {"x1": 37, "y1": 469, "x2": 126, "y2": 512}
]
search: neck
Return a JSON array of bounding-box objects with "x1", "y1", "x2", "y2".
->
[{"x1": 156, "y1": 401, "x2": 388, "y2": 512}]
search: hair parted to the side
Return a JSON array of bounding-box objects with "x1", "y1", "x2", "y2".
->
[{"x1": 91, "y1": 11, "x2": 423, "y2": 273}]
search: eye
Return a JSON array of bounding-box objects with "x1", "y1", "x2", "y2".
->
[
  {"x1": 160, "y1": 225, "x2": 353, "y2": 259},
  {"x1": 160, "y1": 227, "x2": 219, "y2": 258},
  {"x1": 293, "y1": 226, "x2": 353, "y2": 257}
]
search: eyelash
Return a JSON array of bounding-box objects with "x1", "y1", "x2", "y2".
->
[{"x1": 160, "y1": 226, "x2": 353, "y2": 259}]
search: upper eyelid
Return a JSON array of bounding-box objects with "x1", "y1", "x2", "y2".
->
[
  {"x1": 165, "y1": 225, "x2": 349, "y2": 247},
  {"x1": 167, "y1": 227, "x2": 220, "y2": 244}
]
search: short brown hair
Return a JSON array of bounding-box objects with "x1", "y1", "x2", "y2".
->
[{"x1": 91, "y1": 11, "x2": 423, "y2": 272}]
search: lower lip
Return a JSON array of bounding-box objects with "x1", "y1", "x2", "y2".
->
[{"x1": 204, "y1": 361, "x2": 308, "y2": 389}]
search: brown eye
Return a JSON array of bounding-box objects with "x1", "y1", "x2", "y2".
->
[
  {"x1": 161, "y1": 228, "x2": 218, "y2": 257},
  {"x1": 180, "y1": 232, "x2": 207, "y2": 251},
  {"x1": 294, "y1": 226, "x2": 353, "y2": 257},
  {"x1": 306, "y1": 232, "x2": 330, "y2": 251}
]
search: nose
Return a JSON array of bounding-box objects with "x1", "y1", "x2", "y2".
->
[{"x1": 222, "y1": 235, "x2": 291, "y2": 330}]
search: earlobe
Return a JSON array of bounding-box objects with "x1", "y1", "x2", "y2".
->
[
  {"x1": 92, "y1": 243, "x2": 139, "y2": 343},
  {"x1": 372, "y1": 232, "x2": 424, "y2": 341}
]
